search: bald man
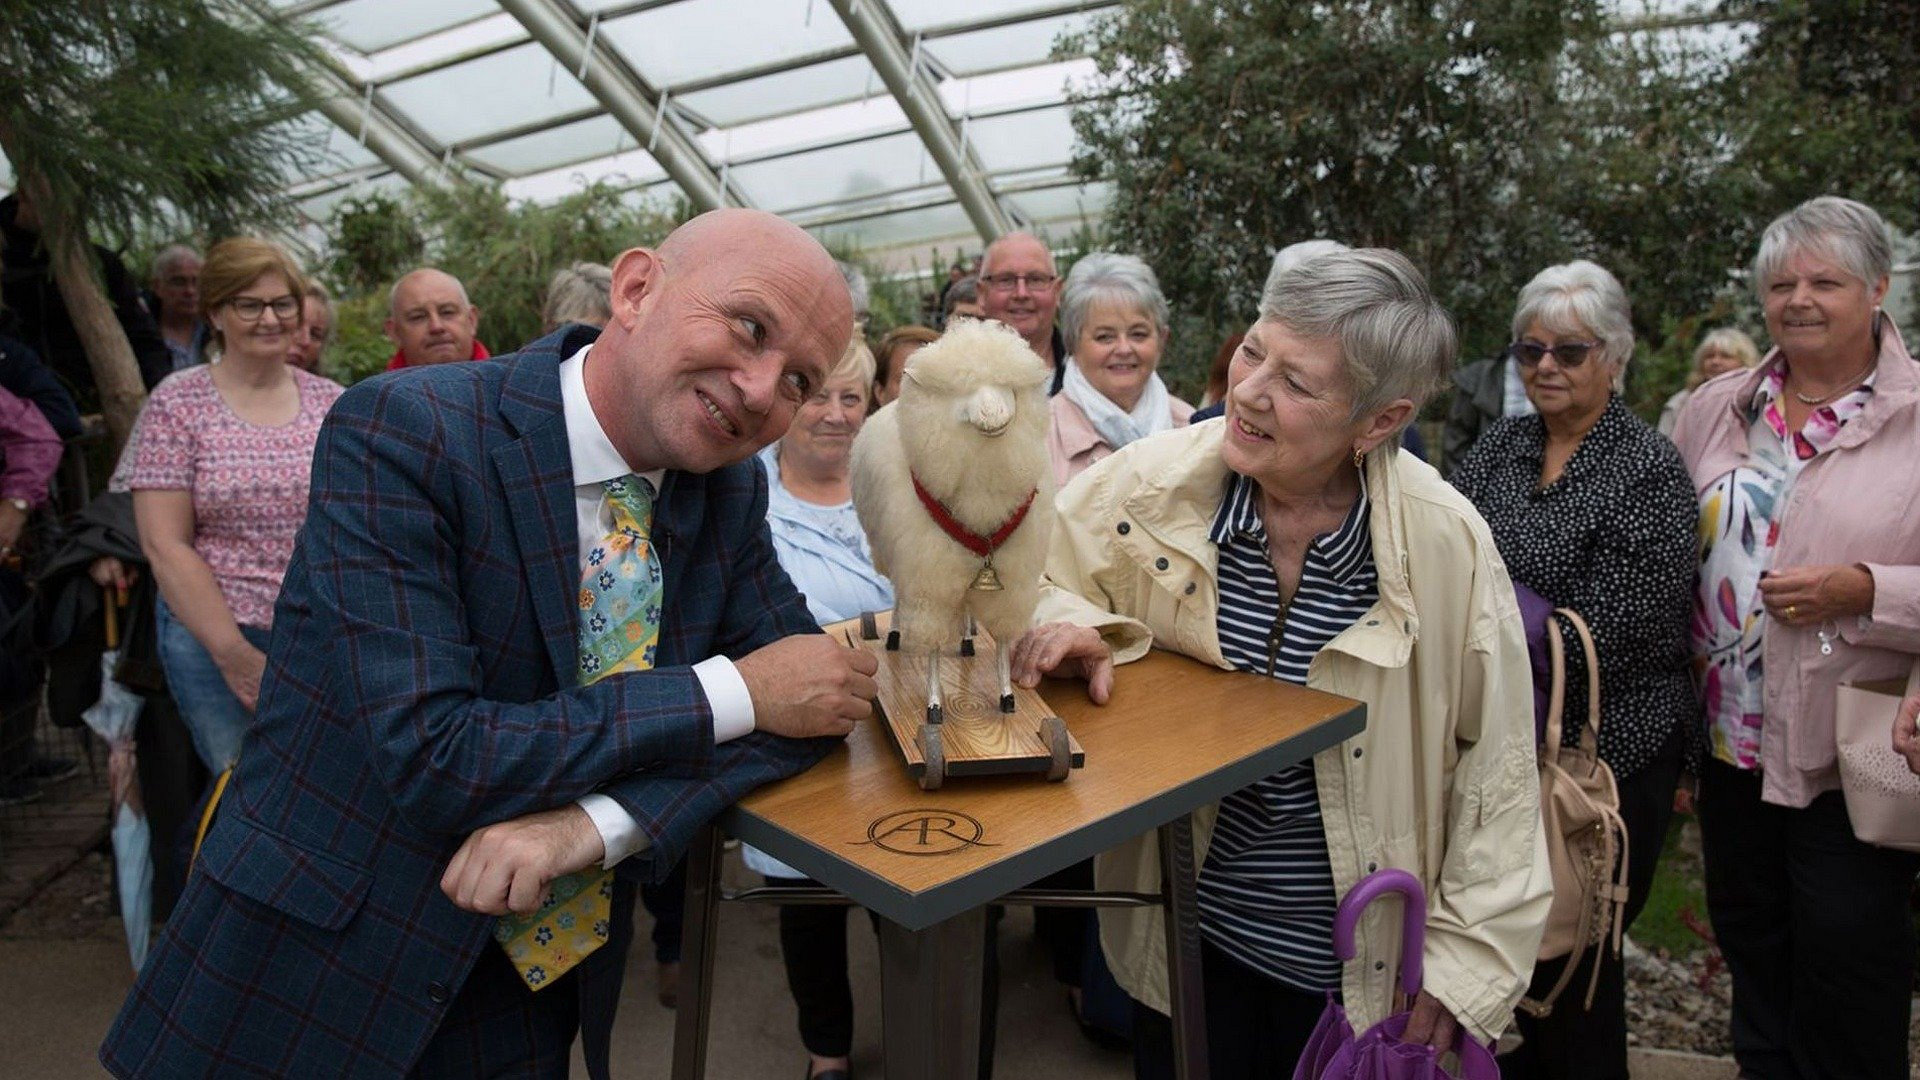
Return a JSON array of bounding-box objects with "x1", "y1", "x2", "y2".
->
[
  {"x1": 978, "y1": 231, "x2": 1067, "y2": 393},
  {"x1": 385, "y1": 267, "x2": 490, "y2": 369},
  {"x1": 102, "y1": 210, "x2": 878, "y2": 1080}
]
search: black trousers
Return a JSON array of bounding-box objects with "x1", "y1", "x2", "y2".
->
[
  {"x1": 1698, "y1": 757, "x2": 1920, "y2": 1080},
  {"x1": 639, "y1": 856, "x2": 687, "y2": 964},
  {"x1": 774, "y1": 876, "x2": 1001, "y2": 1078},
  {"x1": 1129, "y1": 937, "x2": 1328, "y2": 1080},
  {"x1": 413, "y1": 881, "x2": 636, "y2": 1080},
  {"x1": 1502, "y1": 727, "x2": 1686, "y2": 1080},
  {"x1": 1030, "y1": 858, "x2": 1094, "y2": 987}
]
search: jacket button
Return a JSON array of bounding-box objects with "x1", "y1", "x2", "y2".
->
[
  {"x1": 1374, "y1": 960, "x2": 1386, "y2": 972},
  {"x1": 1184, "y1": 582, "x2": 1197, "y2": 596},
  {"x1": 428, "y1": 980, "x2": 450, "y2": 1004},
  {"x1": 1366, "y1": 619, "x2": 1379, "y2": 627},
  {"x1": 1117, "y1": 522, "x2": 1131, "y2": 535},
  {"x1": 1367, "y1": 861, "x2": 1378, "y2": 873},
  {"x1": 1352, "y1": 747, "x2": 1363, "y2": 759},
  {"x1": 1155, "y1": 557, "x2": 1169, "y2": 571}
]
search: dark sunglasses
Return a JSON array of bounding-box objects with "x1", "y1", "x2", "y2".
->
[{"x1": 1509, "y1": 340, "x2": 1601, "y2": 368}]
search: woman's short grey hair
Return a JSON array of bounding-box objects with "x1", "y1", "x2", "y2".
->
[
  {"x1": 1511, "y1": 260, "x2": 1635, "y2": 373},
  {"x1": 1752, "y1": 195, "x2": 1893, "y2": 295},
  {"x1": 943, "y1": 274, "x2": 980, "y2": 313},
  {"x1": 541, "y1": 262, "x2": 613, "y2": 332},
  {"x1": 1263, "y1": 239, "x2": 1348, "y2": 299},
  {"x1": 1260, "y1": 248, "x2": 1455, "y2": 420},
  {"x1": 1060, "y1": 252, "x2": 1170, "y2": 350}
]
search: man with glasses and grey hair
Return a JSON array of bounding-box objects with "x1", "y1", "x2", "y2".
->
[
  {"x1": 979, "y1": 231, "x2": 1068, "y2": 393},
  {"x1": 146, "y1": 244, "x2": 209, "y2": 372}
]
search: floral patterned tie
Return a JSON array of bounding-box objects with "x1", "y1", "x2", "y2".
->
[{"x1": 494, "y1": 475, "x2": 663, "y2": 990}]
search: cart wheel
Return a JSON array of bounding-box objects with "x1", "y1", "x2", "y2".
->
[
  {"x1": 860, "y1": 611, "x2": 880, "y2": 641},
  {"x1": 926, "y1": 701, "x2": 944, "y2": 726},
  {"x1": 886, "y1": 629, "x2": 900, "y2": 652},
  {"x1": 999, "y1": 692, "x2": 1016, "y2": 714},
  {"x1": 1041, "y1": 715, "x2": 1071, "y2": 781},
  {"x1": 960, "y1": 636, "x2": 975, "y2": 657},
  {"x1": 918, "y1": 725, "x2": 946, "y2": 791}
]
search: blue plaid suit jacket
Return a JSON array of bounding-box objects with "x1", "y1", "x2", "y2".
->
[{"x1": 101, "y1": 325, "x2": 830, "y2": 1077}]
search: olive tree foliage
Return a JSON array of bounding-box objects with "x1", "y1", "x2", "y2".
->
[
  {"x1": 1066, "y1": 0, "x2": 1920, "y2": 415},
  {"x1": 0, "y1": 0, "x2": 332, "y2": 445}
]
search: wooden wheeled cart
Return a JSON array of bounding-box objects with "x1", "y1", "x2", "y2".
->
[{"x1": 841, "y1": 610, "x2": 1082, "y2": 790}]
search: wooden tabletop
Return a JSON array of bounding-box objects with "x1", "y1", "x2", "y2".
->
[{"x1": 723, "y1": 633, "x2": 1365, "y2": 930}]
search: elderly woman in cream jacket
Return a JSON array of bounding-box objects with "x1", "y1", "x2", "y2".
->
[{"x1": 1010, "y1": 248, "x2": 1550, "y2": 1078}]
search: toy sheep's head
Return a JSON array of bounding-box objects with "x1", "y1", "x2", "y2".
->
[{"x1": 896, "y1": 318, "x2": 1051, "y2": 442}]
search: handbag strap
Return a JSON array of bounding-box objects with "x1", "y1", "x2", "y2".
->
[{"x1": 1542, "y1": 608, "x2": 1601, "y2": 763}]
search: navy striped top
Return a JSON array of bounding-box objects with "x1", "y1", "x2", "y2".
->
[{"x1": 1198, "y1": 470, "x2": 1377, "y2": 992}]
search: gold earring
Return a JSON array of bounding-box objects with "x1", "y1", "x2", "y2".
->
[{"x1": 1353, "y1": 446, "x2": 1366, "y2": 469}]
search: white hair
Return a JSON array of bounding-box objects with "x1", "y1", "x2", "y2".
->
[
  {"x1": 388, "y1": 267, "x2": 472, "y2": 317},
  {"x1": 1753, "y1": 195, "x2": 1894, "y2": 295},
  {"x1": 837, "y1": 260, "x2": 870, "y2": 318},
  {"x1": 1261, "y1": 247, "x2": 1455, "y2": 420},
  {"x1": 1263, "y1": 239, "x2": 1348, "y2": 299},
  {"x1": 1511, "y1": 260, "x2": 1635, "y2": 373},
  {"x1": 1059, "y1": 252, "x2": 1169, "y2": 348},
  {"x1": 151, "y1": 244, "x2": 201, "y2": 280},
  {"x1": 541, "y1": 261, "x2": 612, "y2": 331}
]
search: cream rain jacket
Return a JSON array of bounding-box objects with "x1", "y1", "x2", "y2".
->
[{"x1": 1035, "y1": 418, "x2": 1551, "y2": 1044}]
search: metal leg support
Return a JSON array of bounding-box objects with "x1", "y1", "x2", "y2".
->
[
  {"x1": 877, "y1": 907, "x2": 988, "y2": 1080},
  {"x1": 670, "y1": 824, "x2": 725, "y2": 1080},
  {"x1": 1159, "y1": 814, "x2": 1210, "y2": 1080}
]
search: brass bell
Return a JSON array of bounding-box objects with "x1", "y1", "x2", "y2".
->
[{"x1": 970, "y1": 560, "x2": 1004, "y2": 592}]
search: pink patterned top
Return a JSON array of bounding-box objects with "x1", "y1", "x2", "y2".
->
[{"x1": 115, "y1": 364, "x2": 343, "y2": 628}]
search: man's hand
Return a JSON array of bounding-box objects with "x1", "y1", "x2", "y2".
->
[
  {"x1": 1009, "y1": 621, "x2": 1114, "y2": 704},
  {"x1": 88, "y1": 555, "x2": 139, "y2": 592},
  {"x1": 1397, "y1": 989, "x2": 1461, "y2": 1050},
  {"x1": 736, "y1": 635, "x2": 879, "y2": 739},
  {"x1": 0, "y1": 499, "x2": 25, "y2": 557},
  {"x1": 1892, "y1": 695, "x2": 1920, "y2": 777},
  {"x1": 440, "y1": 804, "x2": 607, "y2": 916}
]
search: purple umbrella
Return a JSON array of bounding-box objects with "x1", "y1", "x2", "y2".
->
[{"x1": 1292, "y1": 869, "x2": 1501, "y2": 1080}]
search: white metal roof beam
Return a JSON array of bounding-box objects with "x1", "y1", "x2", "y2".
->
[
  {"x1": 496, "y1": 0, "x2": 736, "y2": 212},
  {"x1": 828, "y1": 0, "x2": 1011, "y2": 241},
  {"x1": 305, "y1": 59, "x2": 451, "y2": 188}
]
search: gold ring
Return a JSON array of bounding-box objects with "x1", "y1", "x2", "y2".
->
[{"x1": 1785, "y1": 604, "x2": 1798, "y2": 620}]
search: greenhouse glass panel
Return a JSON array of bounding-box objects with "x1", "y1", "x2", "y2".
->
[
  {"x1": 463, "y1": 115, "x2": 637, "y2": 176},
  {"x1": 311, "y1": 0, "x2": 497, "y2": 55},
  {"x1": 811, "y1": 201, "x2": 979, "y2": 255},
  {"x1": 503, "y1": 148, "x2": 670, "y2": 203},
  {"x1": 924, "y1": 13, "x2": 1098, "y2": 76},
  {"x1": 380, "y1": 42, "x2": 599, "y2": 146},
  {"x1": 1004, "y1": 181, "x2": 1112, "y2": 233},
  {"x1": 599, "y1": 0, "x2": 854, "y2": 88},
  {"x1": 728, "y1": 131, "x2": 931, "y2": 214},
  {"x1": 963, "y1": 106, "x2": 1078, "y2": 174},
  {"x1": 703, "y1": 95, "x2": 908, "y2": 163},
  {"x1": 674, "y1": 56, "x2": 881, "y2": 129},
  {"x1": 889, "y1": 0, "x2": 1083, "y2": 32}
]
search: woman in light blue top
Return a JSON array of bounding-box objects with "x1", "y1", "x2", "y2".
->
[{"x1": 747, "y1": 337, "x2": 893, "y2": 1080}]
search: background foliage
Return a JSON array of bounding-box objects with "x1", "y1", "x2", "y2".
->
[{"x1": 1067, "y1": 0, "x2": 1920, "y2": 426}]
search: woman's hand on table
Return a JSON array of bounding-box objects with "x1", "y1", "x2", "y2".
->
[
  {"x1": 1009, "y1": 621, "x2": 1114, "y2": 704},
  {"x1": 1760, "y1": 564, "x2": 1874, "y2": 626}
]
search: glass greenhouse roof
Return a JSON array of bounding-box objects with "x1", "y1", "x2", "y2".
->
[{"x1": 0, "y1": 1, "x2": 1740, "y2": 272}]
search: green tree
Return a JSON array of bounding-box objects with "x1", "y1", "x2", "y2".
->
[{"x1": 0, "y1": 0, "x2": 332, "y2": 446}]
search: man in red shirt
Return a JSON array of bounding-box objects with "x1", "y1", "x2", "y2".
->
[{"x1": 384, "y1": 267, "x2": 490, "y2": 370}]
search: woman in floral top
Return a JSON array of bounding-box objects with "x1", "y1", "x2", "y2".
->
[
  {"x1": 1671, "y1": 197, "x2": 1920, "y2": 1080},
  {"x1": 118, "y1": 238, "x2": 342, "y2": 773}
]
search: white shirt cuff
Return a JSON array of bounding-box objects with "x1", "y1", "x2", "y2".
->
[
  {"x1": 577, "y1": 793, "x2": 650, "y2": 868},
  {"x1": 694, "y1": 655, "x2": 755, "y2": 744}
]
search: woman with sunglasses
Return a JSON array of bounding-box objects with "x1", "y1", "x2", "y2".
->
[
  {"x1": 115, "y1": 237, "x2": 342, "y2": 773},
  {"x1": 1451, "y1": 260, "x2": 1696, "y2": 1080}
]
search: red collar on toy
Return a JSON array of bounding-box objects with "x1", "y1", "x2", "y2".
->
[{"x1": 910, "y1": 474, "x2": 1036, "y2": 558}]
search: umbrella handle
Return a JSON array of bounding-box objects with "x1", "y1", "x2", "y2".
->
[{"x1": 1332, "y1": 867, "x2": 1425, "y2": 999}]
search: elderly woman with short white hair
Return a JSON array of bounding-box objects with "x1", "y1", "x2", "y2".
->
[
  {"x1": 1012, "y1": 248, "x2": 1549, "y2": 1079},
  {"x1": 1673, "y1": 196, "x2": 1920, "y2": 1080},
  {"x1": 1452, "y1": 261, "x2": 1698, "y2": 1080},
  {"x1": 1047, "y1": 252, "x2": 1194, "y2": 487}
]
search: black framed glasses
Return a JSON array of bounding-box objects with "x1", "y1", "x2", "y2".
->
[
  {"x1": 227, "y1": 295, "x2": 300, "y2": 322},
  {"x1": 1509, "y1": 340, "x2": 1601, "y2": 368}
]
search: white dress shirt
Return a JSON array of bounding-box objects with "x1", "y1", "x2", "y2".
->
[{"x1": 561, "y1": 345, "x2": 757, "y2": 867}]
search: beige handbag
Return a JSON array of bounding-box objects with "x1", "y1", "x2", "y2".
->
[
  {"x1": 1833, "y1": 661, "x2": 1920, "y2": 853},
  {"x1": 1518, "y1": 608, "x2": 1630, "y2": 1019}
]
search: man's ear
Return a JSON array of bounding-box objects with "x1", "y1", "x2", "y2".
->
[
  {"x1": 1361, "y1": 398, "x2": 1416, "y2": 454},
  {"x1": 468, "y1": 305, "x2": 482, "y2": 332},
  {"x1": 609, "y1": 247, "x2": 662, "y2": 329},
  {"x1": 382, "y1": 317, "x2": 399, "y2": 345}
]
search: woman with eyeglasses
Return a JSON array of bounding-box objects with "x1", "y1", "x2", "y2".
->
[
  {"x1": 115, "y1": 237, "x2": 342, "y2": 773},
  {"x1": 1450, "y1": 260, "x2": 1696, "y2": 1080}
]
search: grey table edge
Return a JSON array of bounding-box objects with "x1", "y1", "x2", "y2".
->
[{"x1": 717, "y1": 701, "x2": 1366, "y2": 931}]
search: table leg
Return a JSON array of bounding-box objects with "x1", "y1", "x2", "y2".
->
[
  {"x1": 1159, "y1": 814, "x2": 1209, "y2": 1080},
  {"x1": 877, "y1": 906, "x2": 988, "y2": 1080},
  {"x1": 670, "y1": 824, "x2": 724, "y2": 1080}
]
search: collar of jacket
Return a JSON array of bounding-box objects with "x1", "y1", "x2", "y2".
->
[
  {"x1": 1120, "y1": 418, "x2": 1418, "y2": 671},
  {"x1": 1720, "y1": 317, "x2": 1916, "y2": 452}
]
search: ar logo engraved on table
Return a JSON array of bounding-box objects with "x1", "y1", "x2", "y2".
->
[{"x1": 855, "y1": 809, "x2": 1000, "y2": 857}]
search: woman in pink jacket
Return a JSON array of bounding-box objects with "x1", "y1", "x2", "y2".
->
[{"x1": 1671, "y1": 196, "x2": 1920, "y2": 1080}]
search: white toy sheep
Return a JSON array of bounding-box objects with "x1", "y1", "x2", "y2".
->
[{"x1": 851, "y1": 318, "x2": 1056, "y2": 727}]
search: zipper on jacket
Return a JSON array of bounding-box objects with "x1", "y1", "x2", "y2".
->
[{"x1": 1265, "y1": 593, "x2": 1295, "y2": 678}]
